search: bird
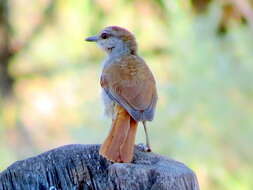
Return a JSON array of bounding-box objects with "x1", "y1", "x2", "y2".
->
[{"x1": 85, "y1": 26, "x2": 157, "y2": 163}]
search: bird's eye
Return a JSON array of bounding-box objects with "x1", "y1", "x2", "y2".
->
[{"x1": 101, "y1": 33, "x2": 109, "y2": 39}]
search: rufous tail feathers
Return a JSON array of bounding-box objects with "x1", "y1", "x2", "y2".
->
[{"x1": 99, "y1": 105, "x2": 138, "y2": 163}]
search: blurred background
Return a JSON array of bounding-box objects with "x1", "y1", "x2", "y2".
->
[{"x1": 1, "y1": 0, "x2": 253, "y2": 189}]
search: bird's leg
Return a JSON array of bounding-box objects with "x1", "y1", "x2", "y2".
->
[{"x1": 142, "y1": 121, "x2": 151, "y2": 152}]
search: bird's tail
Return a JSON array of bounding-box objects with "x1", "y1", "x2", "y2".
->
[{"x1": 99, "y1": 105, "x2": 138, "y2": 163}]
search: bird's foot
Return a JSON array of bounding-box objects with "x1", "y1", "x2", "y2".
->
[{"x1": 137, "y1": 143, "x2": 152, "y2": 152}]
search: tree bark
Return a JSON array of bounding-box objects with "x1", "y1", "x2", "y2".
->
[
  {"x1": 0, "y1": 0, "x2": 14, "y2": 96},
  {"x1": 0, "y1": 144, "x2": 200, "y2": 190}
]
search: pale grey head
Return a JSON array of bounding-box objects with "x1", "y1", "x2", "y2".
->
[{"x1": 85, "y1": 26, "x2": 137, "y2": 56}]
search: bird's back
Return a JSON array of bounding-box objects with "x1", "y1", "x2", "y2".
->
[{"x1": 101, "y1": 54, "x2": 157, "y2": 121}]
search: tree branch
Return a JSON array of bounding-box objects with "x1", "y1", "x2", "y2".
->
[
  {"x1": 229, "y1": 0, "x2": 253, "y2": 30},
  {"x1": 10, "y1": 0, "x2": 56, "y2": 56}
]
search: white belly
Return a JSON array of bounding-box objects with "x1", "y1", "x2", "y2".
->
[{"x1": 101, "y1": 89, "x2": 116, "y2": 118}]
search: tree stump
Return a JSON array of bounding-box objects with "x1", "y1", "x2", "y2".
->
[{"x1": 0, "y1": 144, "x2": 199, "y2": 190}]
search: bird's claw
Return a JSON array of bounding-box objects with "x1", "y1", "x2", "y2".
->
[{"x1": 137, "y1": 143, "x2": 152, "y2": 152}]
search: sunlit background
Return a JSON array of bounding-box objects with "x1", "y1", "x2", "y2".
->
[{"x1": 1, "y1": 0, "x2": 253, "y2": 189}]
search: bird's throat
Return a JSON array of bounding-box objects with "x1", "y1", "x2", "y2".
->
[
  {"x1": 107, "y1": 44, "x2": 131, "y2": 57},
  {"x1": 106, "y1": 46, "x2": 115, "y2": 53}
]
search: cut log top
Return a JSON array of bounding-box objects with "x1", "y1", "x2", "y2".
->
[{"x1": 0, "y1": 144, "x2": 199, "y2": 190}]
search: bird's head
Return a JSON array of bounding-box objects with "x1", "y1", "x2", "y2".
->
[{"x1": 85, "y1": 26, "x2": 137, "y2": 55}]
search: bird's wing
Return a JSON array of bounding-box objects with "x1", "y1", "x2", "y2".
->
[{"x1": 101, "y1": 55, "x2": 157, "y2": 121}]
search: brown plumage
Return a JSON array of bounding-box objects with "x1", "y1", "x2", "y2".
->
[
  {"x1": 86, "y1": 26, "x2": 157, "y2": 163},
  {"x1": 99, "y1": 105, "x2": 138, "y2": 162}
]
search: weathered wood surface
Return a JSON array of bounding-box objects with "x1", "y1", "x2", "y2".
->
[{"x1": 0, "y1": 144, "x2": 199, "y2": 190}]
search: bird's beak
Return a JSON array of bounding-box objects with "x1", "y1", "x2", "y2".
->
[{"x1": 85, "y1": 35, "x2": 99, "y2": 42}]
